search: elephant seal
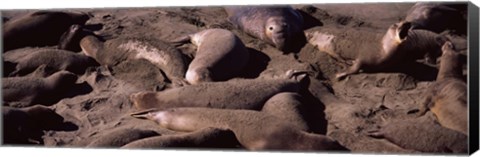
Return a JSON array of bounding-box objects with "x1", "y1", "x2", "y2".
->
[
  {"x1": 405, "y1": 2, "x2": 467, "y2": 34},
  {"x1": 129, "y1": 107, "x2": 347, "y2": 151},
  {"x1": 307, "y1": 21, "x2": 448, "y2": 80},
  {"x1": 417, "y1": 41, "x2": 467, "y2": 135},
  {"x1": 261, "y1": 92, "x2": 309, "y2": 131},
  {"x1": 3, "y1": 70, "x2": 78, "y2": 107},
  {"x1": 171, "y1": 28, "x2": 249, "y2": 84},
  {"x1": 3, "y1": 47, "x2": 98, "y2": 76},
  {"x1": 3, "y1": 10, "x2": 90, "y2": 52},
  {"x1": 87, "y1": 128, "x2": 160, "y2": 148},
  {"x1": 367, "y1": 114, "x2": 468, "y2": 153},
  {"x1": 129, "y1": 70, "x2": 308, "y2": 111},
  {"x1": 122, "y1": 127, "x2": 241, "y2": 149},
  {"x1": 224, "y1": 6, "x2": 303, "y2": 52},
  {"x1": 80, "y1": 35, "x2": 189, "y2": 87},
  {"x1": 3, "y1": 105, "x2": 65, "y2": 144}
]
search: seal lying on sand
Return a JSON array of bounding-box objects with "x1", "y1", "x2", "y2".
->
[
  {"x1": 86, "y1": 128, "x2": 160, "y2": 148},
  {"x1": 316, "y1": 21, "x2": 448, "y2": 80},
  {"x1": 171, "y1": 28, "x2": 249, "y2": 84},
  {"x1": 3, "y1": 47, "x2": 98, "y2": 76},
  {"x1": 417, "y1": 41, "x2": 467, "y2": 135},
  {"x1": 367, "y1": 114, "x2": 468, "y2": 153},
  {"x1": 129, "y1": 70, "x2": 308, "y2": 111},
  {"x1": 80, "y1": 35, "x2": 189, "y2": 87},
  {"x1": 3, "y1": 105, "x2": 66, "y2": 144},
  {"x1": 405, "y1": 2, "x2": 467, "y2": 34},
  {"x1": 129, "y1": 104, "x2": 347, "y2": 151},
  {"x1": 225, "y1": 6, "x2": 303, "y2": 52},
  {"x1": 3, "y1": 70, "x2": 78, "y2": 107},
  {"x1": 121, "y1": 127, "x2": 241, "y2": 149},
  {"x1": 3, "y1": 10, "x2": 90, "y2": 52}
]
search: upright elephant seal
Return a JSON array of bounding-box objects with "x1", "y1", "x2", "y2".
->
[
  {"x1": 405, "y1": 2, "x2": 467, "y2": 34},
  {"x1": 417, "y1": 41, "x2": 467, "y2": 135},
  {"x1": 224, "y1": 6, "x2": 303, "y2": 52},
  {"x1": 129, "y1": 70, "x2": 308, "y2": 111},
  {"x1": 3, "y1": 10, "x2": 90, "y2": 52},
  {"x1": 3, "y1": 47, "x2": 98, "y2": 76},
  {"x1": 171, "y1": 29, "x2": 249, "y2": 84},
  {"x1": 3, "y1": 70, "x2": 78, "y2": 107},
  {"x1": 3, "y1": 105, "x2": 66, "y2": 144},
  {"x1": 80, "y1": 35, "x2": 189, "y2": 87},
  {"x1": 130, "y1": 107, "x2": 347, "y2": 151},
  {"x1": 307, "y1": 21, "x2": 448, "y2": 80}
]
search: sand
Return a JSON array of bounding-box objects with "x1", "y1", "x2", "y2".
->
[{"x1": 1, "y1": 2, "x2": 469, "y2": 154}]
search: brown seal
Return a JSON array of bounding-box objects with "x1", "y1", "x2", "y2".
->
[
  {"x1": 405, "y1": 2, "x2": 467, "y2": 34},
  {"x1": 121, "y1": 127, "x2": 240, "y2": 149},
  {"x1": 130, "y1": 99, "x2": 347, "y2": 151},
  {"x1": 86, "y1": 128, "x2": 160, "y2": 148},
  {"x1": 129, "y1": 70, "x2": 308, "y2": 111},
  {"x1": 307, "y1": 21, "x2": 447, "y2": 79},
  {"x1": 3, "y1": 47, "x2": 98, "y2": 76},
  {"x1": 171, "y1": 28, "x2": 249, "y2": 84},
  {"x1": 80, "y1": 35, "x2": 189, "y2": 87},
  {"x1": 367, "y1": 113, "x2": 468, "y2": 153},
  {"x1": 3, "y1": 70, "x2": 78, "y2": 107},
  {"x1": 224, "y1": 6, "x2": 303, "y2": 52},
  {"x1": 3, "y1": 105, "x2": 66, "y2": 144},
  {"x1": 3, "y1": 10, "x2": 90, "y2": 52},
  {"x1": 416, "y1": 41, "x2": 467, "y2": 135}
]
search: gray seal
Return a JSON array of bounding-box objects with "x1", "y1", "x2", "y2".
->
[
  {"x1": 171, "y1": 28, "x2": 249, "y2": 84},
  {"x1": 224, "y1": 6, "x2": 303, "y2": 51},
  {"x1": 80, "y1": 35, "x2": 189, "y2": 87},
  {"x1": 3, "y1": 10, "x2": 90, "y2": 51}
]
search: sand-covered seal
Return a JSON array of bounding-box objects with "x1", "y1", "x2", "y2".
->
[
  {"x1": 121, "y1": 127, "x2": 241, "y2": 149},
  {"x1": 367, "y1": 113, "x2": 468, "y2": 153},
  {"x1": 225, "y1": 6, "x2": 304, "y2": 52},
  {"x1": 3, "y1": 47, "x2": 98, "y2": 76},
  {"x1": 86, "y1": 128, "x2": 160, "y2": 148},
  {"x1": 171, "y1": 28, "x2": 250, "y2": 84},
  {"x1": 3, "y1": 105, "x2": 66, "y2": 144},
  {"x1": 416, "y1": 41, "x2": 467, "y2": 135},
  {"x1": 129, "y1": 70, "x2": 308, "y2": 111},
  {"x1": 3, "y1": 10, "x2": 90, "y2": 52},
  {"x1": 405, "y1": 2, "x2": 467, "y2": 34},
  {"x1": 3, "y1": 70, "x2": 78, "y2": 107},
  {"x1": 80, "y1": 35, "x2": 189, "y2": 87},
  {"x1": 310, "y1": 21, "x2": 448, "y2": 80},
  {"x1": 129, "y1": 106, "x2": 347, "y2": 151}
]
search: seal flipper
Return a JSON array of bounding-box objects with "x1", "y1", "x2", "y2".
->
[
  {"x1": 168, "y1": 35, "x2": 192, "y2": 47},
  {"x1": 366, "y1": 129, "x2": 385, "y2": 138},
  {"x1": 129, "y1": 108, "x2": 160, "y2": 120}
]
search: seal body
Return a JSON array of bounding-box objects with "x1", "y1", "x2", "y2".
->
[
  {"x1": 3, "y1": 47, "x2": 98, "y2": 76},
  {"x1": 80, "y1": 35, "x2": 189, "y2": 87},
  {"x1": 2, "y1": 70, "x2": 78, "y2": 107},
  {"x1": 367, "y1": 115, "x2": 468, "y2": 153},
  {"x1": 334, "y1": 21, "x2": 447, "y2": 80},
  {"x1": 3, "y1": 105, "x2": 65, "y2": 144},
  {"x1": 405, "y1": 2, "x2": 467, "y2": 34},
  {"x1": 179, "y1": 29, "x2": 249, "y2": 84},
  {"x1": 130, "y1": 107, "x2": 346, "y2": 151},
  {"x1": 3, "y1": 10, "x2": 90, "y2": 52},
  {"x1": 225, "y1": 6, "x2": 303, "y2": 51},
  {"x1": 129, "y1": 71, "x2": 306, "y2": 111},
  {"x1": 87, "y1": 128, "x2": 160, "y2": 148},
  {"x1": 121, "y1": 127, "x2": 240, "y2": 149},
  {"x1": 418, "y1": 41, "x2": 467, "y2": 135}
]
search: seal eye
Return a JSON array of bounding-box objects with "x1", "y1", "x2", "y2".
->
[{"x1": 269, "y1": 26, "x2": 274, "y2": 31}]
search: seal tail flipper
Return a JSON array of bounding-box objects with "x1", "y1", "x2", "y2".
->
[
  {"x1": 168, "y1": 35, "x2": 192, "y2": 47},
  {"x1": 366, "y1": 129, "x2": 385, "y2": 139},
  {"x1": 130, "y1": 108, "x2": 159, "y2": 119}
]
